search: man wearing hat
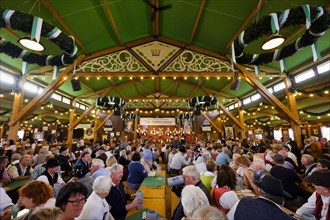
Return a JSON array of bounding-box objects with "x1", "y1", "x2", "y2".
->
[
  {"x1": 227, "y1": 175, "x2": 296, "y2": 220},
  {"x1": 296, "y1": 171, "x2": 330, "y2": 220},
  {"x1": 37, "y1": 158, "x2": 65, "y2": 187},
  {"x1": 56, "y1": 147, "x2": 72, "y2": 175}
]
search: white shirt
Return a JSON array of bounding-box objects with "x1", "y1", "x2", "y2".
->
[
  {"x1": 296, "y1": 192, "x2": 330, "y2": 220},
  {"x1": 37, "y1": 174, "x2": 64, "y2": 185},
  {"x1": 220, "y1": 190, "x2": 239, "y2": 210},
  {"x1": 0, "y1": 188, "x2": 13, "y2": 211},
  {"x1": 170, "y1": 152, "x2": 191, "y2": 170},
  {"x1": 287, "y1": 152, "x2": 298, "y2": 166},
  {"x1": 78, "y1": 191, "x2": 113, "y2": 220},
  {"x1": 7, "y1": 164, "x2": 33, "y2": 179},
  {"x1": 195, "y1": 162, "x2": 207, "y2": 174}
]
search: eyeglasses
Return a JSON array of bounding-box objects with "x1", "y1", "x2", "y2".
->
[{"x1": 67, "y1": 198, "x2": 86, "y2": 206}]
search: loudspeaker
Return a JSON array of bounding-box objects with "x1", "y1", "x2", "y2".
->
[
  {"x1": 230, "y1": 78, "x2": 241, "y2": 91},
  {"x1": 71, "y1": 79, "x2": 81, "y2": 91},
  {"x1": 194, "y1": 106, "x2": 201, "y2": 115}
]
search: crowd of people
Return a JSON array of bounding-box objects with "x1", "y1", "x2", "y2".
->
[{"x1": 0, "y1": 134, "x2": 329, "y2": 220}]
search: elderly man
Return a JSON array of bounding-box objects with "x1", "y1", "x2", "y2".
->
[
  {"x1": 296, "y1": 171, "x2": 330, "y2": 220},
  {"x1": 245, "y1": 159, "x2": 269, "y2": 196},
  {"x1": 90, "y1": 158, "x2": 109, "y2": 179},
  {"x1": 301, "y1": 154, "x2": 318, "y2": 177},
  {"x1": 227, "y1": 175, "x2": 296, "y2": 220},
  {"x1": 7, "y1": 154, "x2": 33, "y2": 179},
  {"x1": 172, "y1": 165, "x2": 211, "y2": 220},
  {"x1": 105, "y1": 164, "x2": 139, "y2": 220}
]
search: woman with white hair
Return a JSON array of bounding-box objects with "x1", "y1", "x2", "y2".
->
[
  {"x1": 78, "y1": 176, "x2": 114, "y2": 220},
  {"x1": 192, "y1": 206, "x2": 227, "y2": 220},
  {"x1": 181, "y1": 185, "x2": 209, "y2": 219},
  {"x1": 91, "y1": 158, "x2": 109, "y2": 180}
]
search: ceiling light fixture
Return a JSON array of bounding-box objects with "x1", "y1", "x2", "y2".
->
[
  {"x1": 261, "y1": 35, "x2": 285, "y2": 50},
  {"x1": 18, "y1": 37, "x2": 44, "y2": 51}
]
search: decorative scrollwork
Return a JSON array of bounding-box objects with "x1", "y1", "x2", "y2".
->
[
  {"x1": 77, "y1": 50, "x2": 148, "y2": 72},
  {"x1": 164, "y1": 50, "x2": 232, "y2": 72}
]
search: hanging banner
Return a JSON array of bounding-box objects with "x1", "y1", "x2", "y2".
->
[{"x1": 140, "y1": 118, "x2": 176, "y2": 126}]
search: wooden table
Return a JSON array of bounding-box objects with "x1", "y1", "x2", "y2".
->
[
  {"x1": 3, "y1": 179, "x2": 29, "y2": 193},
  {"x1": 127, "y1": 198, "x2": 166, "y2": 217},
  {"x1": 139, "y1": 171, "x2": 166, "y2": 198},
  {"x1": 127, "y1": 170, "x2": 167, "y2": 218},
  {"x1": 297, "y1": 185, "x2": 315, "y2": 194}
]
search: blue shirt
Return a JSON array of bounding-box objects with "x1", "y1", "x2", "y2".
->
[
  {"x1": 91, "y1": 167, "x2": 110, "y2": 180},
  {"x1": 215, "y1": 152, "x2": 232, "y2": 167},
  {"x1": 127, "y1": 161, "x2": 148, "y2": 184},
  {"x1": 142, "y1": 148, "x2": 153, "y2": 163}
]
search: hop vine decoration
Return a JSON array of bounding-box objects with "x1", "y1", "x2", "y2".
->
[
  {"x1": 0, "y1": 8, "x2": 77, "y2": 67},
  {"x1": 232, "y1": 5, "x2": 330, "y2": 66}
]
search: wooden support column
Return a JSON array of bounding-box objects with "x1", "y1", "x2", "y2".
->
[
  {"x1": 236, "y1": 64, "x2": 299, "y2": 125},
  {"x1": 218, "y1": 103, "x2": 246, "y2": 131},
  {"x1": 66, "y1": 100, "x2": 76, "y2": 152},
  {"x1": 10, "y1": 55, "x2": 85, "y2": 126},
  {"x1": 238, "y1": 100, "x2": 247, "y2": 139},
  {"x1": 0, "y1": 125, "x2": 4, "y2": 139},
  {"x1": 284, "y1": 76, "x2": 303, "y2": 149},
  {"x1": 8, "y1": 77, "x2": 25, "y2": 141},
  {"x1": 134, "y1": 113, "x2": 138, "y2": 140},
  {"x1": 201, "y1": 111, "x2": 222, "y2": 133},
  {"x1": 93, "y1": 111, "x2": 114, "y2": 143}
]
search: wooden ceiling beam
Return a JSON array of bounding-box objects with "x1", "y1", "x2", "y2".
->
[
  {"x1": 42, "y1": 0, "x2": 89, "y2": 54},
  {"x1": 79, "y1": 80, "x2": 95, "y2": 93},
  {"x1": 177, "y1": 79, "x2": 235, "y2": 99},
  {"x1": 201, "y1": 111, "x2": 223, "y2": 133},
  {"x1": 69, "y1": 86, "x2": 114, "y2": 130},
  {"x1": 75, "y1": 71, "x2": 283, "y2": 78},
  {"x1": 126, "y1": 96, "x2": 189, "y2": 101},
  {"x1": 104, "y1": 0, "x2": 122, "y2": 45},
  {"x1": 223, "y1": 0, "x2": 267, "y2": 53},
  {"x1": 158, "y1": 80, "x2": 177, "y2": 97},
  {"x1": 94, "y1": 111, "x2": 114, "y2": 133},
  {"x1": 189, "y1": 0, "x2": 206, "y2": 45},
  {"x1": 9, "y1": 55, "x2": 86, "y2": 126},
  {"x1": 3, "y1": 28, "x2": 20, "y2": 39},
  {"x1": 218, "y1": 103, "x2": 246, "y2": 130},
  {"x1": 152, "y1": 0, "x2": 159, "y2": 37},
  {"x1": 158, "y1": 36, "x2": 228, "y2": 61},
  {"x1": 237, "y1": 63, "x2": 299, "y2": 124},
  {"x1": 83, "y1": 36, "x2": 155, "y2": 61},
  {"x1": 155, "y1": 77, "x2": 160, "y2": 92}
]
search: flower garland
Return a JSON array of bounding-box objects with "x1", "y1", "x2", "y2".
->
[
  {"x1": 0, "y1": 8, "x2": 77, "y2": 67},
  {"x1": 233, "y1": 5, "x2": 330, "y2": 66}
]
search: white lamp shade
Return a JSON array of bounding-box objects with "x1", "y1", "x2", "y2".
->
[
  {"x1": 19, "y1": 37, "x2": 44, "y2": 51},
  {"x1": 261, "y1": 36, "x2": 285, "y2": 50}
]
